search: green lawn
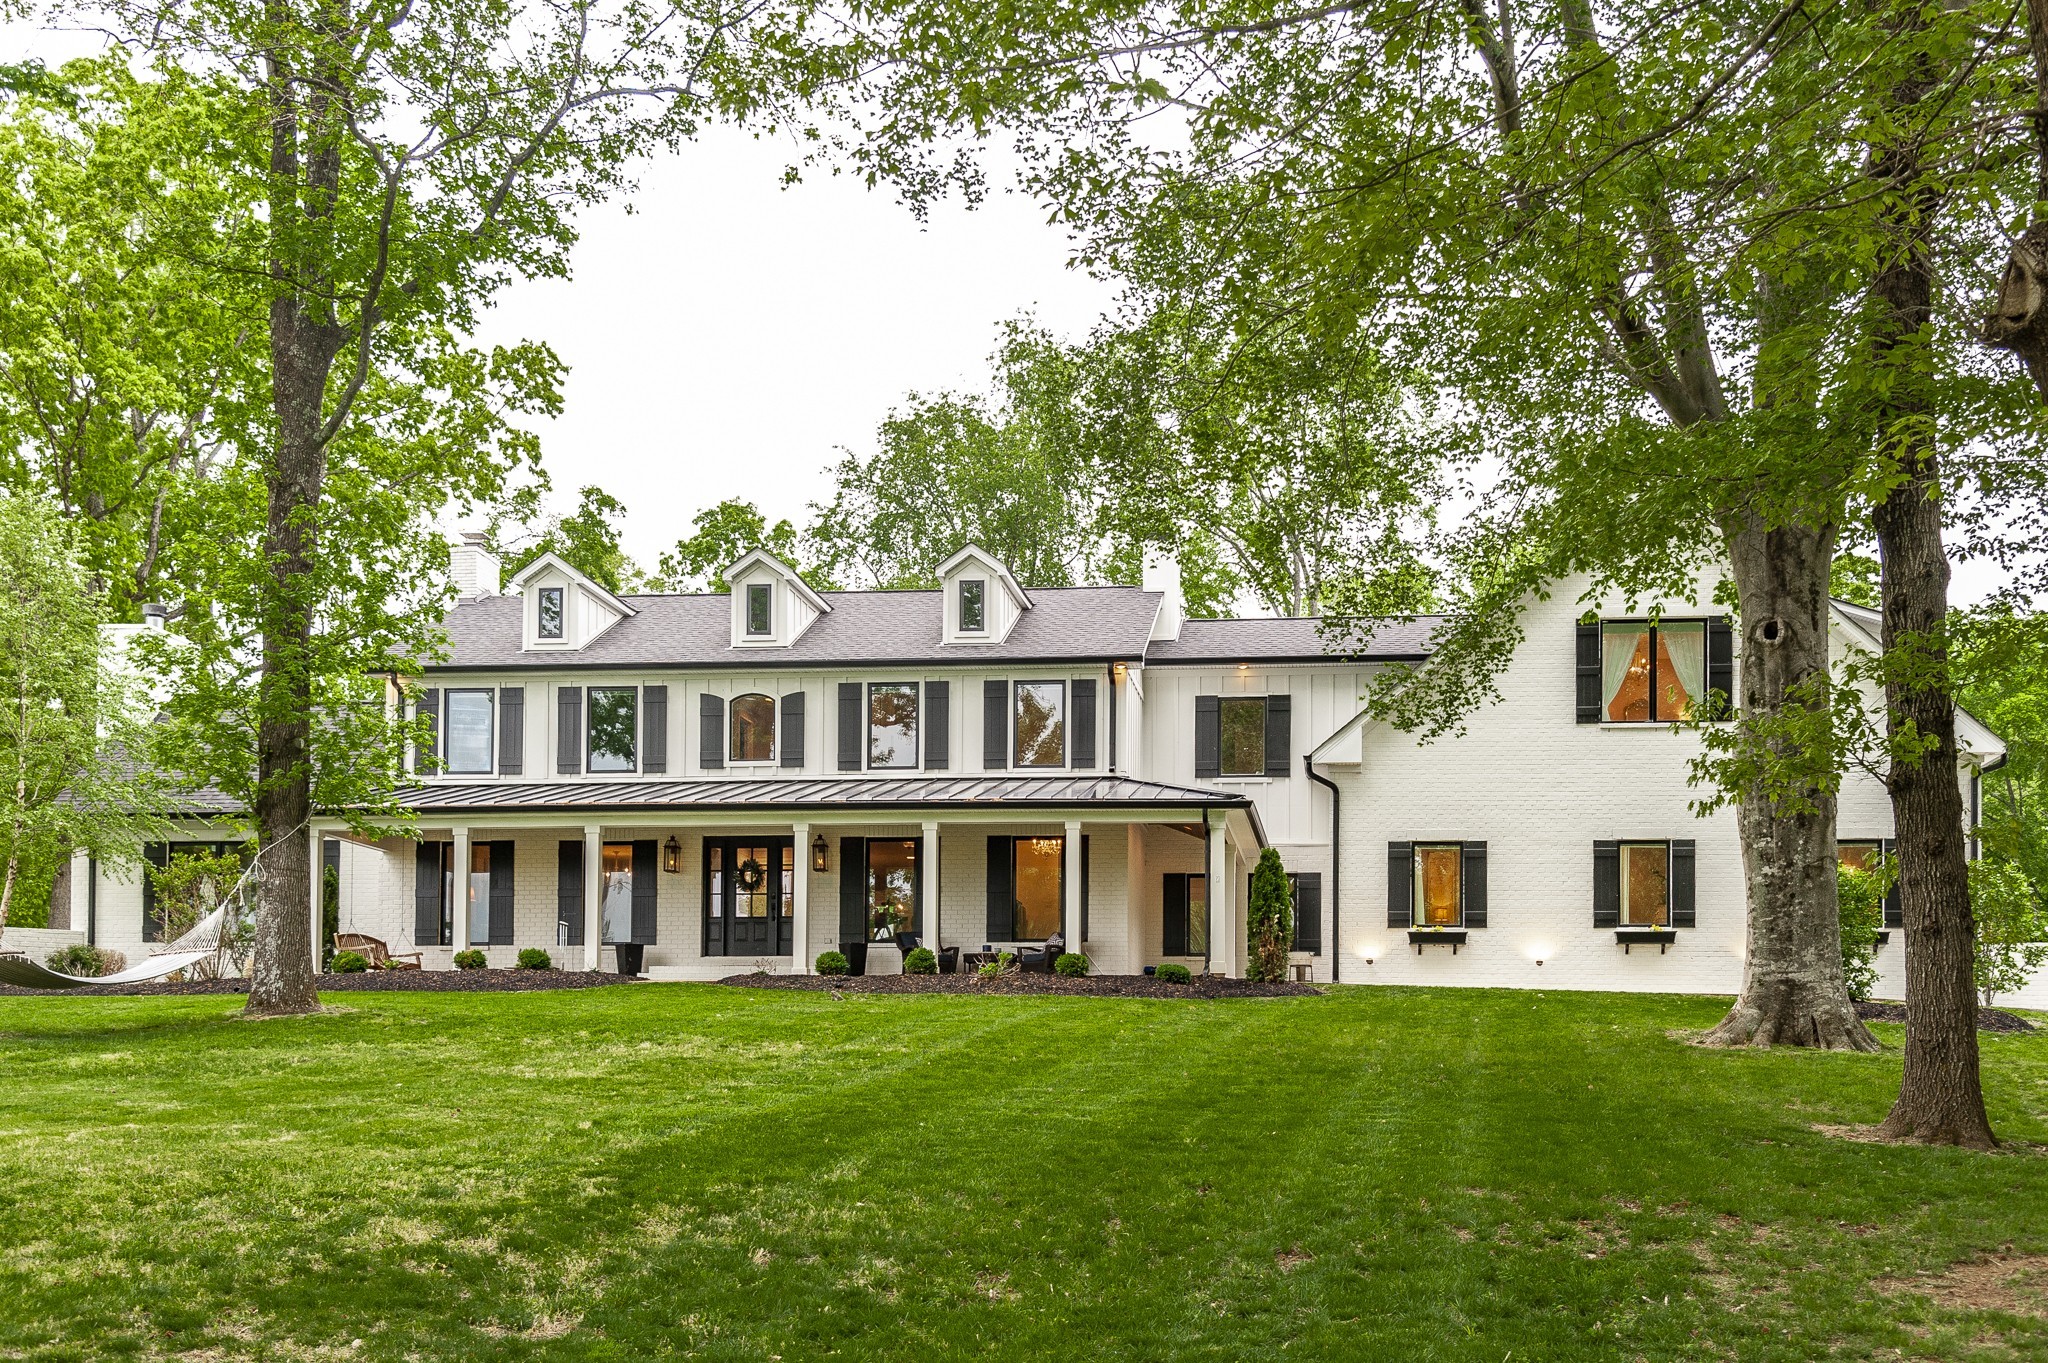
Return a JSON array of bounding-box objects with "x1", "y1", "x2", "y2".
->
[{"x1": 1, "y1": 986, "x2": 2045, "y2": 1361}]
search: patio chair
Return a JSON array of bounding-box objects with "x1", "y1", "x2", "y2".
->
[
  {"x1": 332, "y1": 933, "x2": 422, "y2": 971},
  {"x1": 893, "y1": 932, "x2": 959, "y2": 975}
]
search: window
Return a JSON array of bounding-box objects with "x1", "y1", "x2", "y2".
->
[
  {"x1": 1415, "y1": 844, "x2": 1464, "y2": 926},
  {"x1": 588, "y1": 686, "x2": 637, "y2": 772},
  {"x1": 959, "y1": 578, "x2": 986, "y2": 632},
  {"x1": 443, "y1": 689, "x2": 494, "y2": 774},
  {"x1": 1013, "y1": 836, "x2": 1064, "y2": 940},
  {"x1": 538, "y1": 586, "x2": 564, "y2": 640},
  {"x1": 1601, "y1": 620, "x2": 1706, "y2": 722},
  {"x1": 1839, "y1": 840, "x2": 1882, "y2": 873},
  {"x1": 600, "y1": 842, "x2": 634, "y2": 944},
  {"x1": 1621, "y1": 842, "x2": 1669, "y2": 926},
  {"x1": 746, "y1": 582, "x2": 772, "y2": 636},
  {"x1": 1219, "y1": 697, "x2": 1266, "y2": 776},
  {"x1": 730, "y1": 693, "x2": 775, "y2": 763},
  {"x1": 868, "y1": 683, "x2": 919, "y2": 768},
  {"x1": 867, "y1": 838, "x2": 919, "y2": 939},
  {"x1": 466, "y1": 842, "x2": 492, "y2": 944},
  {"x1": 1014, "y1": 681, "x2": 1066, "y2": 767}
]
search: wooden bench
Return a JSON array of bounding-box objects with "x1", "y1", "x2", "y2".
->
[{"x1": 332, "y1": 933, "x2": 422, "y2": 971}]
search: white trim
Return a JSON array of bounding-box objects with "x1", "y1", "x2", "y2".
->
[
  {"x1": 726, "y1": 548, "x2": 832, "y2": 616},
  {"x1": 509, "y1": 551, "x2": 638, "y2": 618}
]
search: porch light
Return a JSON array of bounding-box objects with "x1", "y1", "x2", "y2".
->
[
  {"x1": 662, "y1": 835, "x2": 682, "y2": 875},
  {"x1": 811, "y1": 833, "x2": 829, "y2": 872}
]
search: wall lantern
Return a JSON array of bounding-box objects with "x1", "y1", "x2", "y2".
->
[
  {"x1": 663, "y1": 835, "x2": 683, "y2": 875},
  {"x1": 811, "y1": 833, "x2": 829, "y2": 872}
]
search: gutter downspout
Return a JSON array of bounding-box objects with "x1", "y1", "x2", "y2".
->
[
  {"x1": 86, "y1": 856, "x2": 97, "y2": 946},
  {"x1": 1107, "y1": 662, "x2": 1118, "y2": 775},
  {"x1": 1305, "y1": 755, "x2": 1339, "y2": 984},
  {"x1": 1202, "y1": 804, "x2": 1214, "y2": 977}
]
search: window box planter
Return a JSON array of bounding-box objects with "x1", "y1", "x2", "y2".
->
[
  {"x1": 1408, "y1": 929, "x2": 1468, "y2": 955},
  {"x1": 1615, "y1": 928, "x2": 1679, "y2": 954}
]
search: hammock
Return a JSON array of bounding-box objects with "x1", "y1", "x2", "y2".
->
[{"x1": 0, "y1": 850, "x2": 262, "y2": 989}]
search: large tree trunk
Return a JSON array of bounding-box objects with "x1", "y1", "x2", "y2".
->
[{"x1": 1704, "y1": 514, "x2": 1880, "y2": 1050}]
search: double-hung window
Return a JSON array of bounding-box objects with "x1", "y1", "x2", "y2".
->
[
  {"x1": 538, "y1": 586, "x2": 564, "y2": 640},
  {"x1": 730, "y1": 693, "x2": 776, "y2": 763},
  {"x1": 1619, "y1": 841, "x2": 1670, "y2": 926},
  {"x1": 1013, "y1": 836, "x2": 1064, "y2": 940},
  {"x1": 588, "y1": 687, "x2": 638, "y2": 772},
  {"x1": 1219, "y1": 698, "x2": 1266, "y2": 775},
  {"x1": 1600, "y1": 620, "x2": 1707, "y2": 722},
  {"x1": 869, "y1": 683, "x2": 918, "y2": 769},
  {"x1": 1014, "y1": 681, "x2": 1066, "y2": 767},
  {"x1": 1838, "y1": 840, "x2": 1882, "y2": 873},
  {"x1": 1414, "y1": 844, "x2": 1465, "y2": 926},
  {"x1": 443, "y1": 689, "x2": 494, "y2": 774}
]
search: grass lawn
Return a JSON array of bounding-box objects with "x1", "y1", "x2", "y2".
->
[{"x1": 1, "y1": 986, "x2": 2046, "y2": 1361}]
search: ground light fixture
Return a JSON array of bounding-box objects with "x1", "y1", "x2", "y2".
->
[
  {"x1": 811, "y1": 833, "x2": 829, "y2": 872},
  {"x1": 663, "y1": 835, "x2": 682, "y2": 875}
]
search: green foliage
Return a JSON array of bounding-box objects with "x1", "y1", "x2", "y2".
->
[
  {"x1": 1154, "y1": 962, "x2": 1192, "y2": 984},
  {"x1": 453, "y1": 949, "x2": 487, "y2": 971},
  {"x1": 45, "y1": 943, "x2": 119, "y2": 978},
  {"x1": 1955, "y1": 608, "x2": 2048, "y2": 900},
  {"x1": 321, "y1": 865, "x2": 339, "y2": 968},
  {"x1": 516, "y1": 949, "x2": 553, "y2": 971},
  {"x1": 330, "y1": 951, "x2": 368, "y2": 975},
  {"x1": 487, "y1": 485, "x2": 643, "y2": 594},
  {"x1": 1245, "y1": 849, "x2": 1295, "y2": 983},
  {"x1": 976, "y1": 950, "x2": 1016, "y2": 979},
  {"x1": 813, "y1": 950, "x2": 849, "y2": 977},
  {"x1": 1837, "y1": 864, "x2": 1889, "y2": 1002},
  {"x1": 655, "y1": 499, "x2": 821, "y2": 593},
  {"x1": 1831, "y1": 555, "x2": 1881, "y2": 610},
  {"x1": 903, "y1": 946, "x2": 938, "y2": 975},
  {"x1": 1971, "y1": 859, "x2": 2048, "y2": 1007},
  {"x1": 1053, "y1": 951, "x2": 1088, "y2": 978}
]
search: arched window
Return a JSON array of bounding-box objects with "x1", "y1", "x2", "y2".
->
[{"x1": 730, "y1": 693, "x2": 776, "y2": 763}]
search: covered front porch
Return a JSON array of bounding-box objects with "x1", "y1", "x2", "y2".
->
[{"x1": 321, "y1": 777, "x2": 1265, "y2": 979}]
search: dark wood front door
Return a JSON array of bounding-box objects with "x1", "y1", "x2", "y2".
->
[{"x1": 703, "y1": 838, "x2": 794, "y2": 957}]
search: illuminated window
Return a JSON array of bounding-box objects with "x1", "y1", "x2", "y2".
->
[
  {"x1": 1601, "y1": 621, "x2": 1706, "y2": 722},
  {"x1": 730, "y1": 693, "x2": 775, "y2": 763}
]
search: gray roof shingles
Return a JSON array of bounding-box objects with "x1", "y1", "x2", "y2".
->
[{"x1": 1143, "y1": 615, "x2": 1442, "y2": 663}]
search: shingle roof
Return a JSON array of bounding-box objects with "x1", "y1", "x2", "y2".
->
[
  {"x1": 1143, "y1": 615, "x2": 1442, "y2": 664},
  {"x1": 434, "y1": 586, "x2": 1164, "y2": 671},
  {"x1": 385, "y1": 774, "x2": 1252, "y2": 814}
]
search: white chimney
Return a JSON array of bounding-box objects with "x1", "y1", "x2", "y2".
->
[
  {"x1": 1143, "y1": 553, "x2": 1184, "y2": 642},
  {"x1": 450, "y1": 530, "x2": 500, "y2": 599}
]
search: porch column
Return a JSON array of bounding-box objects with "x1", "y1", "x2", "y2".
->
[
  {"x1": 452, "y1": 825, "x2": 472, "y2": 954},
  {"x1": 1064, "y1": 819, "x2": 1083, "y2": 954},
  {"x1": 582, "y1": 824, "x2": 603, "y2": 971},
  {"x1": 1206, "y1": 812, "x2": 1230, "y2": 977},
  {"x1": 922, "y1": 820, "x2": 940, "y2": 948},
  {"x1": 308, "y1": 827, "x2": 324, "y2": 969},
  {"x1": 791, "y1": 821, "x2": 810, "y2": 972}
]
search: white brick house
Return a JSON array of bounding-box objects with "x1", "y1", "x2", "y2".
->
[{"x1": 54, "y1": 541, "x2": 2007, "y2": 996}]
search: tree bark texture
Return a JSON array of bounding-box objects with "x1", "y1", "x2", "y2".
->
[
  {"x1": 1980, "y1": 0, "x2": 2048, "y2": 394},
  {"x1": 1704, "y1": 515, "x2": 1880, "y2": 1050}
]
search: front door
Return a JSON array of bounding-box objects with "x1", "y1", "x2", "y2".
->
[{"x1": 704, "y1": 838, "x2": 794, "y2": 956}]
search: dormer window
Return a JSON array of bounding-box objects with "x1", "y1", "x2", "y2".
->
[
  {"x1": 959, "y1": 579, "x2": 986, "y2": 633},
  {"x1": 746, "y1": 583, "x2": 773, "y2": 637},
  {"x1": 538, "y1": 587, "x2": 564, "y2": 640}
]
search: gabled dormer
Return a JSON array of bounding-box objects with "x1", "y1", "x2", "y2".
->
[
  {"x1": 939, "y1": 544, "x2": 1031, "y2": 645},
  {"x1": 727, "y1": 549, "x2": 830, "y2": 648},
  {"x1": 510, "y1": 552, "x2": 635, "y2": 652}
]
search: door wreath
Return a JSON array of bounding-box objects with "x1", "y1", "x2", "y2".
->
[{"x1": 733, "y1": 856, "x2": 768, "y2": 894}]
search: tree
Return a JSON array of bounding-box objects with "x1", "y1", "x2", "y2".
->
[
  {"x1": 1837, "y1": 862, "x2": 1889, "y2": 1002},
  {"x1": 0, "y1": 493, "x2": 168, "y2": 944},
  {"x1": 655, "y1": 498, "x2": 819, "y2": 593},
  {"x1": 1244, "y1": 847, "x2": 1294, "y2": 984},
  {"x1": 488, "y1": 484, "x2": 644, "y2": 594},
  {"x1": 1969, "y1": 859, "x2": 2047, "y2": 1008}
]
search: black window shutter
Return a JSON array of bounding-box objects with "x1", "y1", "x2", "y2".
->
[
  {"x1": 1080, "y1": 834, "x2": 1091, "y2": 941},
  {"x1": 487, "y1": 842, "x2": 515, "y2": 945},
  {"x1": 1669, "y1": 839, "x2": 1696, "y2": 928},
  {"x1": 557, "y1": 687, "x2": 583, "y2": 774},
  {"x1": 838, "y1": 683, "x2": 862, "y2": 771},
  {"x1": 1387, "y1": 842, "x2": 1412, "y2": 928},
  {"x1": 700, "y1": 692, "x2": 725, "y2": 770},
  {"x1": 986, "y1": 835, "x2": 1014, "y2": 941},
  {"x1": 1576, "y1": 622, "x2": 1602, "y2": 723},
  {"x1": 780, "y1": 690, "x2": 806, "y2": 768},
  {"x1": 1264, "y1": 694, "x2": 1292, "y2": 777},
  {"x1": 415, "y1": 688, "x2": 441, "y2": 772},
  {"x1": 558, "y1": 840, "x2": 584, "y2": 946},
  {"x1": 1072, "y1": 679, "x2": 1097, "y2": 769},
  {"x1": 925, "y1": 680, "x2": 951, "y2": 770},
  {"x1": 1293, "y1": 871, "x2": 1323, "y2": 954},
  {"x1": 642, "y1": 686, "x2": 668, "y2": 774},
  {"x1": 1593, "y1": 841, "x2": 1621, "y2": 927},
  {"x1": 499, "y1": 686, "x2": 524, "y2": 775},
  {"x1": 632, "y1": 840, "x2": 658, "y2": 944},
  {"x1": 1195, "y1": 695, "x2": 1221, "y2": 779},
  {"x1": 1462, "y1": 843, "x2": 1488, "y2": 929},
  {"x1": 982, "y1": 679, "x2": 1007, "y2": 769},
  {"x1": 415, "y1": 841, "x2": 443, "y2": 945},
  {"x1": 839, "y1": 837, "x2": 868, "y2": 939},
  {"x1": 1163, "y1": 873, "x2": 1188, "y2": 956},
  {"x1": 1881, "y1": 837, "x2": 1902, "y2": 928},
  {"x1": 1706, "y1": 617, "x2": 1734, "y2": 715},
  {"x1": 142, "y1": 842, "x2": 169, "y2": 941}
]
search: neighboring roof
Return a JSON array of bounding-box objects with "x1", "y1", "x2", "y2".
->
[
  {"x1": 386, "y1": 774, "x2": 1253, "y2": 815},
  {"x1": 434, "y1": 585, "x2": 1164, "y2": 671},
  {"x1": 1143, "y1": 615, "x2": 1443, "y2": 664},
  {"x1": 1830, "y1": 598, "x2": 2005, "y2": 764}
]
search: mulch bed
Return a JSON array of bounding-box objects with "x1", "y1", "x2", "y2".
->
[
  {"x1": 0, "y1": 969, "x2": 633, "y2": 998},
  {"x1": 720, "y1": 971, "x2": 1323, "y2": 999},
  {"x1": 1856, "y1": 999, "x2": 2038, "y2": 1034}
]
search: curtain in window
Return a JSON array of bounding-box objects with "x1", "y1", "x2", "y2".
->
[
  {"x1": 1416, "y1": 846, "x2": 1462, "y2": 925},
  {"x1": 1602, "y1": 625, "x2": 1651, "y2": 721},
  {"x1": 1657, "y1": 622, "x2": 1706, "y2": 718}
]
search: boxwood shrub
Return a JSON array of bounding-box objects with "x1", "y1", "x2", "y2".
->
[
  {"x1": 1053, "y1": 952, "x2": 1089, "y2": 978},
  {"x1": 903, "y1": 946, "x2": 938, "y2": 975},
  {"x1": 814, "y1": 950, "x2": 849, "y2": 976},
  {"x1": 331, "y1": 950, "x2": 369, "y2": 974},
  {"x1": 452, "y1": 949, "x2": 487, "y2": 970},
  {"x1": 515, "y1": 948, "x2": 552, "y2": 971},
  {"x1": 1155, "y1": 963, "x2": 1192, "y2": 984}
]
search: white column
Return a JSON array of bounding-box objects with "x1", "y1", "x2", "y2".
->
[
  {"x1": 791, "y1": 822, "x2": 810, "y2": 972},
  {"x1": 922, "y1": 820, "x2": 941, "y2": 949},
  {"x1": 583, "y1": 824, "x2": 603, "y2": 971},
  {"x1": 1207, "y1": 813, "x2": 1230, "y2": 977},
  {"x1": 308, "y1": 827, "x2": 324, "y2": 969},
  {"x1": 451, "y1": 825, "x2": 472, "y2": 954},
  {"x1": 1064, "y1": 819, "x2": 1083, "y2": 953}
]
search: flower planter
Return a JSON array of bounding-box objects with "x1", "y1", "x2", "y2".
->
[
  {"x1": 1614, "y1": 929, "x2": 1678, "y2": 955},
  {"x1": 1408, "y1": 929, "x2": 1469, "y2": 955}
]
